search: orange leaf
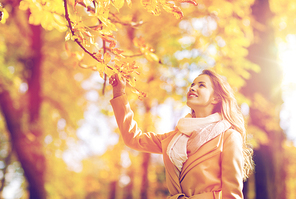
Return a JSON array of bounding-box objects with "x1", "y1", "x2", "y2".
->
[
  {"x1": 133, "y1": 37, "x2": 146, "y2": 48},
  {"x1": 145, "y1": 52, "x2": 159, "y2": 62},
  {"x1": 141, "y1": 0, "x2": 161, "y2": 16},
  {"x1": 112, "y1": 48, "x2": 124, "y2": 54},
  {"x1": 104, "y1": 52, "x2": 111, "y2": 64},
  {"x1": 83, "y1": 30, "x2": 92, "y2": 37},
  {"x1": 126, "y1": 0, "x2": 132, "y2": 7},
  {"x1": 177, "y1": 0, "x2": 198, "y2": 6},
  {"x1": 162, "y1": 3, "x2": 183, "y2": 19},
  {"x1": 65, "y1": 42, "x2": 70, "y2": 53},
  {"x1": 92, "y1": 24, "x2": 103, "y2": 31},
  {"x1": 94, "y1": 52, "x2": 103, "y2": 62},
  {"x1": 75, "y1": 52, "x2": 84, "y2": 61},
  {"x1": 109, "y1": 41, "x2": 116, "y2": 49}
]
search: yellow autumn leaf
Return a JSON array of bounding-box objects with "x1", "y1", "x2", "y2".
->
[
  {"x1": 90, "y1": 36, "x2": 95, "y2": 44},
  {"x1": 97, "y1": 62, "x2": 114, "y2": 79},
  {"x1": 98, "y1": 15, "x2": 118, "y2": 32},
  {"x1": 112, "y1": 0, "x2": 125, "y2": 11},
  {"x1": 141, "y1": 0, "x2": 161, "y2": 16},
  {"x1": 53, "y1": 13, "x2": 67, "y2": 26},
  {"x1": 104, "y1": 65, "x2": 114, "y2": 77},
  {"x1": 0, "y1": 7, "x2": 9, "y2": 24},
  {"x1": 83, "y1": 0, "x2": 93, "y2": 7},
  {"x1": 65, "y1": 31, "x2": 71, "y2": 41},
  {"x1": 52, "y1": 13, "x2": 68, "y2": 31},
  {"x1": 126, "y1": 0, "x2": 132, "y2": 7},
  {"x1": 79, "y1": 63, "x2": 94, "y2": 69},
  {"x1": 96, "y1": 62, "x2": 105, "y2": 71},
  {"x1": 98, "y1": 69, "x2": 105, "y2": 78},
  {"x1": 128, "y1": 75, "x2": 137, "y2": 87},
  {"x1": 95, "y1": 1, "x2": 110, "y2": 17},
  {"x1": 99, "y1": 28, "x2": 114, "y2": 35},
  {"x1": 71, "y1": 35, "x2": 79, "y2": 41},
  {"x1": 145, "y1": 52, "x2": 159, "y2": 62},
  {"x1": 18, "y1": 1, "x2": 29, "y2": 10},
  {"x1": 104, "y1": 53, "x2": 111, "y2": 64},
  {"x1": 161, "y1": 2, "x2": 183, "y2": 19},
  {"x1": 75, "y1": 52, "x2": 85, "y2": 61}
]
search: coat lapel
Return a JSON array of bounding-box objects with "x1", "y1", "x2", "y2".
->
[
  {"x1": 161, "y1": 130, "x2": 226, "y2": 193},
  {"x1": 161, "y1": 131, "x2": 183, "y2": 193},
  {"x1": 180, "y1": 132, "x2": 224, "y2": 182}
]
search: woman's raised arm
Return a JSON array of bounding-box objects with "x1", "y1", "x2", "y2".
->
[{"x1": 109, "y1": 74, "x2": 173, "y2": 153}]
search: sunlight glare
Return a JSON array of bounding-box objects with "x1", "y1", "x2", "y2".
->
[
  {"x1": 278, "y1": 34, "x2": 296, "y2": 143},
  {"x1": 278, "y1": 34, "x2": 296, "y2": 84}
]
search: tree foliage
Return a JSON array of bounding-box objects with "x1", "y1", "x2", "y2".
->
[{"x1": 0, "y1": 0, "x2": 296, "y2": 198}]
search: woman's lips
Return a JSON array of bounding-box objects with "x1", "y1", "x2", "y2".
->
[{"x1": 188, "y1": 93, "x2": 198, "y2": 98}]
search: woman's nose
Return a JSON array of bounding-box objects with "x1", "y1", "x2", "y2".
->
[{"x1": 190, "y1": 87, "x2": 196, "y2": 92}]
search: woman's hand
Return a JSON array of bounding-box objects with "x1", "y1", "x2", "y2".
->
[{"x1": 109, "y1": 73, "x2": 126, "y2": 98}]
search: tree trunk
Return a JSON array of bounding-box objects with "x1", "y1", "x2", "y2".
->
[
  {"x1": 109, "y1": 181, "x2": 117, "y2": 199},
  {"x1": 242, "y1": 0, "x2": 286, "y2": 198},
  {"x1": 0, "y1": 90, "x2": 46, "y2": 199},
  {"x1": 140, "y1": 100, "x2": 152, "y2": 199},
  {"x1": 123, "y1": 166, "x2": 134, "y2": 199},
  {"x1": 0, "y1": 19, "x2": 46, "y2": 198},
  {"x1": 26, "y1": 23, "x2": 46, "y2": 199},
  {"x1": 253, "y1": 147, "x2": 271, "y2": 199},
  {"x1": 140, "y1": 152, "x2": 151, "y2": 199}
]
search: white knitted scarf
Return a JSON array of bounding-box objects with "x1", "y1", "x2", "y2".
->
[{"x1": 166, "y1": 113, "x2": 231, "y2": 171}]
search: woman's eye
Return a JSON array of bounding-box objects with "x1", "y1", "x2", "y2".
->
[
  {"x1": 190, "y1": 83, "x2": 195, "y2": 87},
  {"x1": 199, "y1": 84, "x2": 205, "y2": 87}
]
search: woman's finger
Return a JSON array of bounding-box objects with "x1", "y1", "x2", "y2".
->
[{"x1": 109, "y1": 74, "x2": 118, "y2": 87}]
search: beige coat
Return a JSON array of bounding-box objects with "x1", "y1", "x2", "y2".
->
[{"x1": 111, "y1": 95, "x2": 244, "y2": 199}]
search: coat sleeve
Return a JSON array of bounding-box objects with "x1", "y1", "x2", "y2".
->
[
  {"x1": 110, "y1": 94, "x2": 171, "y2": 154},
  {"x1": 221, "y1": 129, "x2": 244, "y2": 199}
]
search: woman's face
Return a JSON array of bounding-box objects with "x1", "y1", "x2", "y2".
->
[{"x1": 186, "y1": 75, "x2": 217, "y2": 113}]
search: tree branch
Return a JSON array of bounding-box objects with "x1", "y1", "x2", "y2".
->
[
  {"x1": 102, "y1": 40, "x2": 107, "y2": 95},
  {"x1": 63, "y1": 0, "x2": 113, "y2": 70}
]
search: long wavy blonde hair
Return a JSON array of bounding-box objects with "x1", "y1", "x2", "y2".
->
[{"x1": 199, "y1": 69, "x2": 254, "y2": 180}]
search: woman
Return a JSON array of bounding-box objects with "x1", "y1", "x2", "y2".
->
[{"x1": 109, "y1": 69, "x2": 253, "y2": 199}]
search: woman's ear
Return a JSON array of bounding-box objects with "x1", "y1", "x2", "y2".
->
[{"x1": 211, "y1": 95, "x2": 220, "y2": 105}]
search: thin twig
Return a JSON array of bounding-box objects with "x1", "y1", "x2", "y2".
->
[
  {"x1": 102, "y1": 40, "x2": 107, "y2": 95},
  {"x1": 62, "y1": 0, "x2": 146, "y2": 99},
  {"x1": 63, "y1": 0, "x2": 74, "y2": 34},
  {"x1": 63, "y1": 0, "x2": 113, "y2": 70}
]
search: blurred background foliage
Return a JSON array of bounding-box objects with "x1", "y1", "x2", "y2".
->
[{"x1": 0, "y1": 0, "x2": 296, "y2": 198}]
